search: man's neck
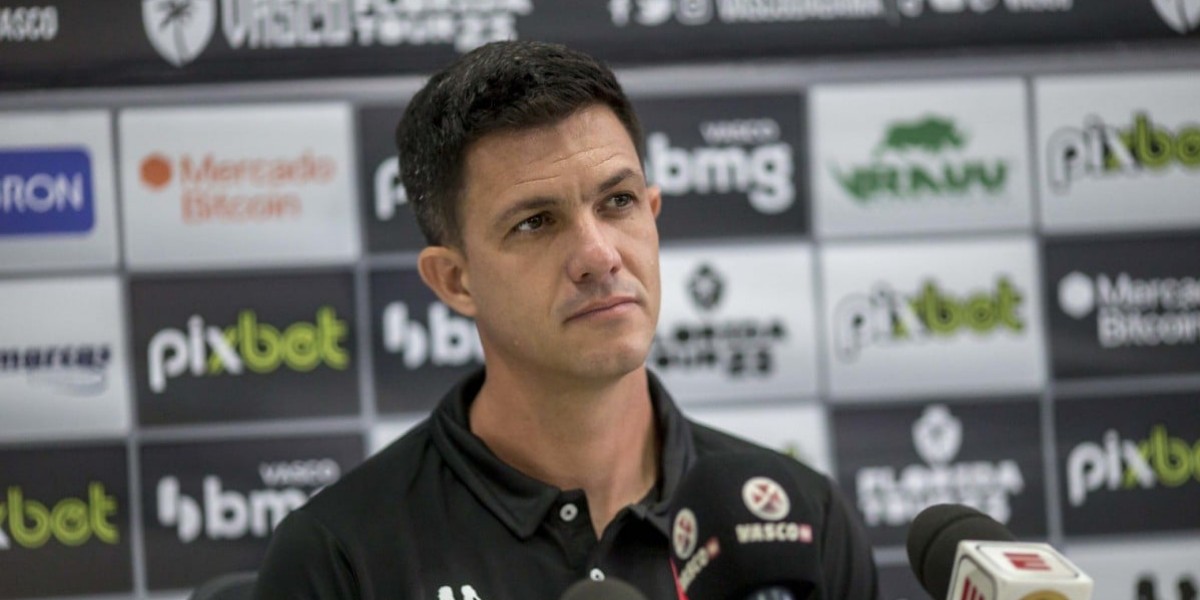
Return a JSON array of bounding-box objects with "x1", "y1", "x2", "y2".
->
[{"x1": 468, "y1": 365, "x2": 660, "y2": 538}]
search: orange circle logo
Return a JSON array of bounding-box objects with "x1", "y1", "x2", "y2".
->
[{"x1": 140, "y1": 154, "x2": 172, "y2": 189}]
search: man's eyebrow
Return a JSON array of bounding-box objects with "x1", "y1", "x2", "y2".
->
[
  {"x1": 493, "y1": 197, "x2": 559, "y2": 230},
  {"x1": 595, "y1": 167, "x2": 639, "y2": 195}
]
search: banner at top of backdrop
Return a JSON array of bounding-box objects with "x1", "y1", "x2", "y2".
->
[{"x1": 1, "y1": 1, "x2": 1198, "y2": 90}]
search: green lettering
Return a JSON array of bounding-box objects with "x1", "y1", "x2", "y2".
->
[
  {"x1": 996, "y1": 278, "x2": 1024, "y2": 332},
  {"x1": 1177, "y1": 128, "x2": 1200, "y2": 167},
  {"x1": 240, "y1": 310, "x2": 281, "y2": 373},
  {"x1": 317, "y1": 307, "x2": 349, "y2": 370},
  {"x1": 50, "y1": 499, "x2": 90, "y2": 546},
  {"x1": 832, "y1": 167, "x2": 875, "y2": 202},
  {"x1": 912, "y1": 282, "x2": 961, "y2": 335},
  {"x1": 909, "y1": 166, "x2": 941, "y2": 196},
  {"x1": 89, "y1": 482, "x2": 118, "y2": 544},
  {"x1": 942, "y1": 164, "x2": 972, "y2": 194},
  {"x1": 283, "y1": 322, "x2": 319, "y2": 371},
  {"x1": 978, "y1": 162, "x2": 1008, "y2": 193},
  {"x1": 9, "y1": 487, "x2": 50, "y2": 548},
  {"x1": 1150, "y1": 426, "x2": 1194, "y2": 487},
  {"x1": 1133, "y1": 113, "x2": 1173, "y2": 170},
  {"x1": 208, "y1": 328, "x2": 238, "y2": 374},
  {"x1": 964, "y1": 293, "x2": 997, "y2": 333}
]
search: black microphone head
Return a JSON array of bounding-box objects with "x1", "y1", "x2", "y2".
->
[
  {"x1": 559, "y1": 578, "x2": 648, "y2": 600},
  {"x1": 668, "y1": 452, "x2": 820, "y2": 600},
  {"x1": 906, "y1": 504, "x2": 1017, "y2": 600}
]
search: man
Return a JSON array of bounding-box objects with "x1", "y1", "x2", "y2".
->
[{"x1": 255, "y1": 41, "x2": 878, "y2": 599}]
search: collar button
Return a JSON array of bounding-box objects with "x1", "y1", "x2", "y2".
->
[{"x1": 559, "y1": 502, "x2": 579, "y2": 522}]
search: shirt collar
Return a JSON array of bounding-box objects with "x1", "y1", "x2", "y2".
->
[{"x1": 430, "y1": 368, "x2": 696, "y2": 540}]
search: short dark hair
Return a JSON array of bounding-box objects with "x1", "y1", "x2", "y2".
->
[{"x1": 395, "y1": 41, "x2": 644, "y2": 248}]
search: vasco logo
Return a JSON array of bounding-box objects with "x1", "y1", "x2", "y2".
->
[
  {"x1": 1046, "y1": 112, "x2": 1200, "y2": 193},
  {"x1": 144, "y1": 0, "x2": 532, "y2": 68},
  {"x1": 830, "y1": 115, "x2": 1010, "y2": 205},
  {"x1": 735, "y1": 478, "x2": 812, "y2": 545},
  {"x1": 156, "y1": 458, "x2": 339, "y2": 543},
  {"x1": 1057, "y1": 270, "x2": 1200, "y2": 349},
  {"x1": 856, "y1": 405, "x2": 1025, "y2": 527},
  {"x1": 608, "y1": 0, "x2": 884, "y2": 26},
  {"x1": 0, "y1": 6, "x2": 58, "y2": 42},
  {"x1": 0, "y1": 344, "x2": 112, "y2": 396},
  {"x1": 672, "y1": 508, "x2": 698, "y2": 559},
  {"x1": 1, "y1": 148, "x2": 95, "y2": 236},
  {"x1": 0, "y1": 483, "x2": 119, "y2": 550},
  {"x1": 834, "y1": 277, "x2": 1024, "y2": 361},
  {"x1": 381, "y1": 302, "x2": 483, "y2": 369},
  {"x1": 645, "y1": 117, "x2": 795, "y2": 214},
  {"x1": 142, "y1": 0, "x2": 217, "y2": 67},
  {"x1": 138, "y1": 151, "x2": 335, "y2": 224},
  {"x1": 146, "y1": 307, "x2": 349, "y2": 393},
  {"x1": 1066, "y1": 424, "x2": 1199, "y2": 507},
  {"x1": 1152, "y1": 0, "x2": 1200, "y2": 34},
  {"x1": 650, "y1": 262, "x2": 787, "y2": 377}
]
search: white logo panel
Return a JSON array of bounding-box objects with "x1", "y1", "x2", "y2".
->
[
  {"x1": 0, "y1": 276, "x2": 132, "y2": 440},
  {"x1": 1036, "y1": 71, "x2": 1200, "y2": 233},
  {"x1": 687, "y1": 403, "x2": 831, "y2": 475},
  {"x1": 652, "y1": 242, "x2": 820, "y2": 403},
  {"x1": 0, "y1": 111, "x2": 119, "y2": 272},
  {"x1": 820, "y1": 237, "x2": 1046, "y2": 399},
  {"x1": 119, "y1": 103, "x2": 359, "y2": 270},
  {"x1": 811, "y1": 79, "x2": 1033, "y2": 238}
]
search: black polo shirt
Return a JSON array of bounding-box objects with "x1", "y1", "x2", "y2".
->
[{"x1": 255, "y1": 370, "x2": 879, "y2": 599}]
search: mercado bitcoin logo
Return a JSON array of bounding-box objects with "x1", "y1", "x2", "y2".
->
[
  {"x1": 147, "y1": 307, "x2": 349, "y2": 393},
  {"x1": 0, "y1": 483, "x2": 119, "y2": 550},
  {"x1": 831, "y1": 115, "x2": 1010, "y2": 204},
  {"x1": 833, "y1": 276, "x2": 1024, "y2": 361},
  {"x1": 1046, "y1": 112, "x2": 1200, "y2": 193}
]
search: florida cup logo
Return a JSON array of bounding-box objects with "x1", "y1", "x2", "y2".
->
[
  {"x1": 672, "y1": 508, "x2": 699, "y2": 559},
  {"x1": 742, "y1": 477, "x2": 790, "y2": 521},
  {"x1": 143, "y1": 0, "x2": 216, "y2": 67}
]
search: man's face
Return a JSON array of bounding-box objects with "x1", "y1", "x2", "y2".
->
[{"x1": 452, "y1": 104, "x2": 662, "y2": 384}]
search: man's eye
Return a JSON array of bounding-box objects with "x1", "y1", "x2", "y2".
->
[
  {"x1": 515, "y1": 213, "x2": 549, "y2": 232},
  {"x1": 607, "y1": 193, "x2": 635, "y2": 209}
]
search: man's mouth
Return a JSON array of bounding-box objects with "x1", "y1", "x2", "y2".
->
[{"x1": 566, "y1": 296, "x2": 639, "y2": 322}]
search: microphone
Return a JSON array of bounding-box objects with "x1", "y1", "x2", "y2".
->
[
  {"x1": 907, "y1": 504, "x2": 1093, "y2": 600},
  {"x1": 559, "y1": 578, "x2": 648, "y2": 600},
  {"x1": 668, "y1": 452, "x2": 820, "y2": 600}
]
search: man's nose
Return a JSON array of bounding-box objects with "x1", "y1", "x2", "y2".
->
[{"x1": 565, "y1": 217, "x2": 622, "y2": 283}]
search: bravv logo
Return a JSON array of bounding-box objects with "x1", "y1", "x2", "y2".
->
[
  {"x1": 833, "y1": 277, "x2": 1024, "y2": 361},
  {"x1": 645, "y1": 117, "x2": 795, "y2": 214},
  {"x1": 1058, "y1": 270, "x2": 1200, "y2": 349},
  {"x1": 0, "y1": 343, "x2": 112, "y2": 396},
  {"x1": 1152, "y1": 0, "x2": 1200, "y2": 34},
  {"x1": 830, "y1": 115, "x2": 1010, "y2": 205},
  {"x1": 143, "y1": 0, "x2": 532, "y2": 67},
  {"x1": 650, "y1": 263, "x2": 788, "y2": 376},
  {"x1": 1066, "y1": 424, "x2": 1199, "y2": 507},
  {"x1": 381, "y1": 301, "x2": 482, "y2": 369},
  {"x1": 1046, "y1": 112, "x2": 1200, "y2": 193},
  {"x1": 856, "y1": 405, "x2": 1025, "y2": 527},
  {"x1": 608, "y1": 0, "x2": 885, "y2": 26},
  {"x1": 146, "y1": 307, "x2": 349, "y2": 393},
  {"x1": 156, "y1": 458, "x2": 340, "y2": 543},
  {"x1": 137, "y1": 150, "x2": 335, "y2": 224},
  {"x1": 0, "y1": 483, "x2": 119, "y2": 550}
]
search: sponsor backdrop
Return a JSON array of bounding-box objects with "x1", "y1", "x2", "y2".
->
[{"x1": 0, "y1": 1, "x2": 1198, "y2": 598}]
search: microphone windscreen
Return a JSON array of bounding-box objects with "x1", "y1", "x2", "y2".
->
[
  {"x1": 668, "y1": 452, "x2": 820, "y2": 600},
  {"x1": 906, "y1": 504, "x2": 1016, "y2": 600},
  {"x1": 559, "y1": 578, "x2": 648, "y2": 600}
]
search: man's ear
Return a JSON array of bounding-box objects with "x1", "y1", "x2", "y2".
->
[
  {"x1": 416, "y1": 246, "x2": 477, "y2": 318},
  {"x1": 648, "y1": 185, "x2": 662, "y2": 218}
]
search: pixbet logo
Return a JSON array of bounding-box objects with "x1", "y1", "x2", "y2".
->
[
  {"x1": 1066, "y1": 424, "x2": 1199, "y2": 507},
  {"x1": 1, "y1": 148, "x2": 95, "y2": 236},
  {"x1": 0, "y1": 483, "x2": 119, "y2": 550},
  {"x1": 830, "y1": 115, "x2": 1011, "y2": 204},
  {"x1": 833, "y1": 277, "x2": 1025, "y2": 361},
  {"x1": 156, "y1": 458, "x2": 339, "y2": 543},
  {"x1": 645, "y1": 117, "x2": 795, "y2": 215},
  {"x1": 1046, "y1": 112, "x2": 1200, "y2": 193},
  {"x1": 1057, "y1": 270, "x2": 1200, "y2": 349},
  {"x1": 381, "y1": 302, "x2": 483, "y2": 369},
  {"x1": 146, "y1": 307, "x2": 349, "y2": 393},
  {"x1": 856, "y1": 405, "x2": 1025, "y2": 527},
  {"x1": 650, "y1": 262, "x2": 788, "y2": 377}
]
